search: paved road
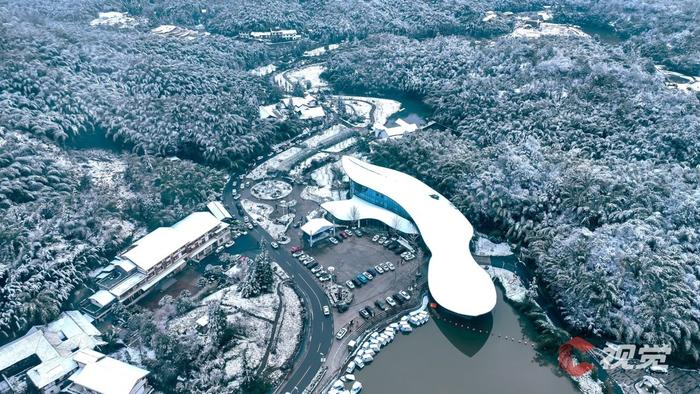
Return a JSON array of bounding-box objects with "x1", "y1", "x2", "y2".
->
[{"x1": 222, "y1": 176, "x2": 334, "y2": 393}]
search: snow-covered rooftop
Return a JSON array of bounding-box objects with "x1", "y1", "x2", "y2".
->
[
  {"x1": 207, "y1": 201, "x2": 232, "y2": 221},
  {"x1": 338, "y1": 156, "x2": 497, "y2": 317},
  {"x1": 123, "y1": 212, "x2": 221, "y2": 271},
  {"x1": 299, "y1": 106, "x2": 326, "y2": 120},
  {"x1": 322, "y1": 196, "x2": 418, "y2": 234},
  {"x1": 301, "y1": 218, "x2": 336, "y2": 236},
  {"x1": 73, "y1": 348, "x2": 105, "y2": 366},
  {"x1": 69, "y1": 356, "x2": 149, "y2": 394},
  {"x1": 88, "y1": 290, "x2": 116, "y2": 308}
]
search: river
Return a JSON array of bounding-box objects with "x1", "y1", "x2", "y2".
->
[{"x1": 354, "y1": 287, "x2": 578, "y2": 394}]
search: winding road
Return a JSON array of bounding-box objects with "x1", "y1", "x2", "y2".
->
[{"x1": 222, "y1": 176, "x2": 334, "y2": 393}]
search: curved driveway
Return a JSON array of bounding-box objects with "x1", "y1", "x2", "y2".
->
[{"x1": 222, "y1": 176, "x2": 333, "y2": 393}]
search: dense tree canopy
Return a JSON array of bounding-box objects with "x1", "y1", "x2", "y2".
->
[{"x1": 324, "y1": 34, "x2": 700, "y2": 361}]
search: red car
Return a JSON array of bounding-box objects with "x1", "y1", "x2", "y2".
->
[
  {"x1": 290, "y1": 245, "x2": 302, "y2": 253},
  {"x1": 339, "y1": 232, "x2": 349, "y2": 239}
]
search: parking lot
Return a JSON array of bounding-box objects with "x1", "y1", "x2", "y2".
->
[{"x1": 299, "y1": 227, "x2": 425, "y2": 334}]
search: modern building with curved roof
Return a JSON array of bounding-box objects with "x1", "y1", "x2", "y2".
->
[{"x1": 324, "y1": 156, "x2": 497, "y2": 317}]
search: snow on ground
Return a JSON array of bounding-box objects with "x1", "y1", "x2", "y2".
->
[
  {"x1": 337, "y1": 98, "x2": 373, "y2": 126},
  {"x1": 224, "y1": 329, "x2": 269, "y2": 378},
  {"x1": 482, "y1": 11, "x2": 497, "y2": 22},
  {"x1": 250, "y1": 64, "x2": 277, "y2": 76},
  {"x1": 267, "y1": 285, "x2": 303, "y2": 369},
  {"x1": 571, "y1": 371, "x2": 605, "y2": 394},
  {"x1": 90, "y1": 12, "x2": 142, "y2": 28},
  {"x1": 301, "y1": 160, "x2": 346, "y2": 203},
  {"x1": 248, "y1": 146, "x2": 303, "y2": 180},
  {"x1": 290, "y1": 152, "x2": 330, "y2": 178},
  {"x1": 303, "y1": 44, "x2": 340, "y2": 57},
  {"x1": 537, "y1": 9, "x2": 553, "y2": 21},
  {"x1": 151, "y1": 25, "x2": 203, "y2": 39},
  {"x1": 241, "y1": 199, "x2": 291, "y2": 240},
  {"x1": 656, "y1": 65, "x2": 700, "y2": 92},
  {"x1": 282, "y1": 64, "x2": 327, "y2": 92},
  {"x1": 474, "y1": 237, "x2": 513, "y2": 256},
  {"x1": 510, "y1": 22, "x2": 589, "y2": 39},
  {"x1": 303, "y1": 124, "x2": 349, "y2": 149},
  {"x1": 323, "y1": 137, "x2": 357, "y2": 153},
  {"x1": 250, "y1": 180, "x2": 293, "y2": 200},
  {"x1": 487, "y1": 267, "x2": 527, "y2": 303},
  {"x1": 334, "y1": 95, "x2": 401, "y2": 126},
  {"x1": 205, "y1": 281, "x2": 280, "y2": 321},
  {"x1": 83, "y1": 157, "x2": 126, "y2": 189}
]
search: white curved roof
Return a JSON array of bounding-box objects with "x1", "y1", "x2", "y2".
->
[
  {"x1": 322, "y1": 196, "x2": 418, "y2": 234},
  {"x1": 340, "y1": 156, "x2": 496, "y2": 316},
  {"x1": 301, "y1": 218, "x2": 336, "y2": 236}
]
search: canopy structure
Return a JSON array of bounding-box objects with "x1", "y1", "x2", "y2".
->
[
  {"x1": 301, "y1": 218, "x2": 336, "y2": 237},
  {"x1": 338, "y1": 156, "x2": 497, "y2": 317},
  {"x1": 322, "y1": 196, "x2": 418, "y2": 234}
]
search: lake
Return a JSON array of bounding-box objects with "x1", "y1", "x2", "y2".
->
[{"x1": 354, "y1": 287, "x2": 579, "y2": 394}]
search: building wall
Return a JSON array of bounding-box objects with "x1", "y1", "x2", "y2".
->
[{"x1": 350, "y1": 180, "x2": 412, "y2": 220}]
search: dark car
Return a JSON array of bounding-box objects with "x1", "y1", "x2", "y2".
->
[
  {"x1": 364, "y1": 306, "x2": 375, "y2": 317},
  {"x1": 359, "y1": 309, "x2": 371, "y2": 319},
  {"x1": 394, "y1": 247, "x2": 406, "y2": 255},
  {"x1": 356, "y1": 274, "x2": 368, "y2": 284},
  {"x1": 367, "y1": 268, "x2": 378, "y2": 276},
  {"x1": 393, "y1": 293, "x2": 405, "y2": 304},
  {"x1": 337, "y1": 304, "x2": 349, "y2": 313},
  {"x1": 339, "y1": 231, "x2": 349, "y2": 239},
  {"x1": 374, "y1": 300, "x2": 386, "y2": 311},
  {"x1": 354, "y1": 229, "x2": 363, "y2": 237},
  {"x1": 352, "y1": 278, "x2": 363, "y2": 287},
  {"x1": 307, "y1": 262, "x2": 319, "y2": 270}
]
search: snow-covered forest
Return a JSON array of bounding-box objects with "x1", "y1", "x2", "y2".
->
[{"x1": 322, "y1": 29, "x2": 700, "y2": 361}]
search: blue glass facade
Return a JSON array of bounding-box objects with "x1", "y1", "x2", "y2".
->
[{"x1": 350, "y1": 180, "x2": 412, "y2": 220}]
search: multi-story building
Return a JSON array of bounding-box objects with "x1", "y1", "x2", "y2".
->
[{"x1": 83, "y1": 210, "x2": 231, "y2": 315}]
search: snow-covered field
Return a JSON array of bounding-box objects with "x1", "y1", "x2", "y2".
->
[
  {"x1": 241, "y1": 199, "x2": 292, "y2": 240},
  {"x1": 303, "y1": 44, "x2": 340, "y2": 57},
  {"x1": 334, "y1": 95, "x2": 401, "y2": 126},
  {"x1": 301, "y1": 160, "x2": 347, "y2": 203},
  {"x1": 248, "y1": 146, "x2": 303, "y2": 180},
  {"x1": 267, "y1": 285, "x2": 303, "y2": 369},
  {"x1": 473, "y1": 237, "x2": 513, "y2": 256},
  {"x1": 206, "y1": 284, "x2": 280, "y2": 321},
  {"x1": 487, "y1": 266, "x2": 527, "y2": 303},
  {"x1": 656, "y1": 65, "x2": 700, "y2": 92},
  {"x1": 250, "y1": 64, "x2": 277, "y2": 76},
  {"x1": 151, "y1": 25, "x2": 202, "y2": 39},
  {"x1": 278, "y1": 65, "x2": 327, "y2": 92},
  {"x1": 90, "y1": 12, "x2": 142, "y2": 28},
  {"x1": 510, "y1": 22, "x2": 589, "y2": 39}
]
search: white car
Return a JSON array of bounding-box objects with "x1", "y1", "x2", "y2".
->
[
  {"x1": 399, "y1": 290, "x2": 411, "y2": 300},
  {"x1": 270, "y1": 242, "x2": 279, "y2": 249},
  {"x1": 336, "y1": 327, "x2": 348, "y2": 340},
  {"x1": 323, "y1": 305, "x2": 331, "y2": 316},
  {"x1": 374, "y1": 265, "x2": 384, "y2": 274},
  {"x1": 363, "y1": 271, "x2": 373, "y2": 280},
  {"x1": 404, "y1": 253, "x2": 415, "y2": 261},
  {"x1": 345, "y1": 280, "x2": 355, "y2": 289},
  {"x1": 378, "y1": 236, "x2": 386, "y2": 244},
  {"x1": 225, "y1": 241, "x2": 234, "y2": 248},
  {"x1": 372, "y1": 235, "x2": 380, "y2": 242},
  {"x1": 329, "y1": 237, "x2": 339, "y2": 245},
  {"x1": 215, "y1": 246, "x2": 224, "y2": 254},
  {"x1": 385, "y1": 296, "x2": 397, "y2": 307},
  {"x1": 387, "y1": 262, "x2": 395, "y2": 271}
]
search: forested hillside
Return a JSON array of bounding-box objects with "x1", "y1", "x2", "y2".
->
[{"x1": 323, "y1": 34, "x2": 700, "y2": 361}]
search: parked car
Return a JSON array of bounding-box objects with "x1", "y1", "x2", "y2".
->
[
  {"x1": 359, "y1": 309, "x2": 370, "y2": 319},
  {"x1": 339, "y1": 232, "x2": 348, "y2": 239},
  {"x1": 398, "y1": 290, "x2": 411, "y2": 300},
  {"x1": 374, "y1": 265, "x2": 384, "y2": 274},
  {"x1": 307, "y1": 262, "x2": 319, "y2": 270},
  {"x1": 387, "y1": 262, "x2": 395, "y2": 271},
  {"x1": 243, "y1": 216, "x2": 250, "y2": 223},
  {"x1": 381, "y1": 262, "x2": 390, "y2": 271},
  {"x1": 393, "y1": 293, "x2": 405, "y2": 304},
  {"x1": 378, "y1": 236, "x2": 386, "y2": 244},
  {"x1": 374, "y1": 300, "x2": 386, "y2": 311},
  {"x1": 362, "y1": 271, "x2": 373, "y2": 280},
  {"x1": 354, "y1": 229, "x2": 363, "y2": 237},
  {"x1": 345, "y1": 280, "x2": 355, "y2": 289},
  {"x1": 404, "y1": 253, "x2": 415, "y2": 261},
  {"x1": 335, "y1": 235, "x2": 343, "y2": 243},
  {"x1": 319, "y1": 274, "x2": 332, "y2": 282},
  {"x1": 311, "y1": 266, "x2": 323, "y2": 274},
  {"x1": 356, "y1": 274, "x2": 368, "y2": 284},
  {"x1": 215, "y1": 246, "x2": 224, "y2": 253},
  {"x1": 246, "y1": 223, "x2": 254, "y2": 230},
  {"x1": 336, "y1": 327, "x2": 348, "y2": 340},
  {"x1": 292, "y1": 251, "x2": 304, "y2": 258},
  {"x1": 394, "y1": 247, "x2": 406, "y2": 255},
  {"x1": 352, "y1": 278, "x2": 363, "y2": 287},
  {"x1": 385, "y1": 296, "x2": 397, "y2": 307},
  {"x1": 367, "y1": 268, "x2": 378, "y2": 277},
  {"x1": 329, "y1": 237, "x2": 339, "y2": 245},
  {"x1": 315, "y1": 270, "x2": 327, "y2": 278},
  {"x1": 372, "y1": 235, "x2": 380, "y2": 242},
  {"x1": 337, "y1": 304, "x2": 349, "y2": 313},
  {"x1": 343, "y1": 230, "x2": 353, "y2": 237},
  {"x1": 270, "y1": 242, "x2": 279, "y2": 249},
  {"x1": 323, "y1": 305, "x2": 331, "y2": 316},
  {"x1": 364, "y1": 306, "x2": 375, "y2": 317}
]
